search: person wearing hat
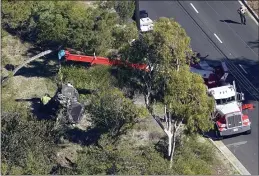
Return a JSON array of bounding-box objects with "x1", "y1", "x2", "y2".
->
[{"x1": 238, "y1": 5, "x2": 247, "y2": 25}]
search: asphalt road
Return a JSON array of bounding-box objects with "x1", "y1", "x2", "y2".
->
[{"x1": 139, "y1": 1, "x2": 259, "y2": 174}]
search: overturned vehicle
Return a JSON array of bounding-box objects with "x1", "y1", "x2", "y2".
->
[{"x1": 42, "y1": 83, "x2": 85, "y2": 124}]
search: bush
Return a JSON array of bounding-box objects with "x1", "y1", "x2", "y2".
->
[
  {"x1": 2, "y1": 1, "x2": 137, "y2": 56},
  {"x1": 75, "y1": 135, "x2": 174, "y2": 175},
  {"x1": 60, "y1": 65, "x2": 118, "y2": 93},
  {"x1": 1, "y1": 112, "x2": 58, "y2": 175},
  {"x1": 173, "y1": 135, "x2": 215, "y2": 175}
]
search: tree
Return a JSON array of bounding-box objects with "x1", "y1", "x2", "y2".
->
[
  {"x1": 75, "y1": 134, "x2": 175, "y2": 175},
  {"x1": 118, "y1": 17, "x2": 214, "y2": 166},
  {"x1": 114, "y1": 1, "x2": 135, "y2": 23},
  {"x1": 1, "y1": 112, "x2": 57, "y2": 175},
  {"x1": 86, "y1": 88, "x2": 148, "y2": 138},
  {"x1": 158, "y1": 66, "x2": 214, "y2": 167},
  {"x1": 119, "y1": 17, "x2": 193, "y2": 106},
  {"x1": 1, "y1": 1, "x2": 33, "y2": 30},
  {"x1": 97, "y1": 1, "x2": 135, "y2": 23},
  {"x1": 88, "y1": 8, "x2": 120, "y2": 55},
  {"x1": 111, "y1": 22, "x2": 138, "y2": 50}
]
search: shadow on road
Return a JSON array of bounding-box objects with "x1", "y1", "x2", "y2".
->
[
  {"x1": 247, "y1": 40, "x2": 259, "y2": 49},
  {"x1": 220, "y1": 19, "x2": 241, "y2": 24}
]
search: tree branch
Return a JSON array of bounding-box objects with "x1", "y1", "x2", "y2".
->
[{"x1": 2, "y1": 50, "x2": 52, "y2": 83}]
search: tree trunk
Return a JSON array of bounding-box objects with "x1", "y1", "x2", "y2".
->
[
  {"x1": 170, "y1": 125, "x2": 177, "y2": 168},
  {"x1": 145, "y1": 90, "x2": 150, "y2": 107},
  {"x1": 2, "y1": 50, "x2": 52, "y2": 83},
  {"x1": 167, "y1": 133, "x2": 173, "y2": 158},
  {"x1": 12, "y1": 50, "x2": 52, "y2": 76}
]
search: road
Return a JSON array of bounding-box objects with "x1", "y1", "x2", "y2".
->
[{"x1": 139, "y1": 1, "x2": 259, "y2": 175}]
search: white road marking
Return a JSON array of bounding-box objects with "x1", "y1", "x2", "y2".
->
[
  {"x1": 225, "y1": 141, "x2": 247, "y2": 147},
  {"x1": 214, "y1": 33, "x2": 223, "y2": 43},
  {"x1": 239, "y1": 64, "x2": 248, "y2": 74},
  {"x1": 190, "y1": 3, "x2": 199, "y2": 13}
]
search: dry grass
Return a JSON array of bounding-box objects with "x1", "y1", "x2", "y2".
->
[
  {"x1": 200, "y1": 137, "x2": 240, "y2": 175},
  {"x1": 1, "y1": 32, "x2": 31, "y2": 67},
  {"x1": 56, "y1": 143, "x2": 83, "y2": 168},
  {"x1": 247, "y1": 1, "x2": 259, "y2": 17},
  {"x1": 2, "y1": 76, "x2": 57, "y2": 112},
  {"x1": 1, "y1": 31, "x2": 57, "y2": 113}
]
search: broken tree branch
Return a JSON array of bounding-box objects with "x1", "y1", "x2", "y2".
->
[{"x1": 2, "y1": 50, "x2": 52, "y2": 84}]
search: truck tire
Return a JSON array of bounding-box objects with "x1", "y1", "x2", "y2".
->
[
  {"x1": 245, "y1": 128, "x2": 251, "y2": 135},
  {"x1": 214, "y1": 124, "x2": 223, "y2": 140}
]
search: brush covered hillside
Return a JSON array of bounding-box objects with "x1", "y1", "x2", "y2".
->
[{"x1": 1, "y1": 1, "x2": 238, "y2": 175}]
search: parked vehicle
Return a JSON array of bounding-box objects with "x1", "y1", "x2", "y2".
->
[{"x1": 133, "y1": 10, "x2": 154, "y2": 32}]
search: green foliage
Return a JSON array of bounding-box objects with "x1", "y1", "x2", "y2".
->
[
  {"x1": 173, "y1": 135, "x2": 215, "y2": 175},
  {"x1": 119, "y1": 17, "x2": 214, "y2": 133},
  {"x1": 2, "y1": 1, "x2": 126, "y2": 55},
  {"x1": 1, "y1": 112, "x2": 57, "y2": 175},
  {"x1": 76, "y1": 134, "x2": 174, "y2": 175},
  {"x1": 1, "y1": 1, "x2": 33, "y2": 29},
  {"x1": 112, "y1": 22, "x2": 138, "y2": 50},
  {"x1": 114, "y1": 1, "x2": 135, "y2": 23},
  {"x1": 87, "y1": 88, "x2": 147, "y2": 137},
  {"x1": 117, "y1": 17, "x2": 195, "y2": 100},
  {"x1": 120, "y1": 17, "x2": 192, "y2": 71},
  {"x1": 97, "y1": 1, "x2": 135, "y2": 23},
  {"x1": 165, "y1": 66, "x2": 214, "y2": 132},
  {"x1": 60, "y1": 65, "x2": 117, "y2": 92},
  {"x1": 90, "y1": 9, "x2": 119, "y2": 55}
]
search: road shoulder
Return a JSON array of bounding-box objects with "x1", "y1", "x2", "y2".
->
[{"x1": 209, "y1": 138, "x2": 251, "y2": 175}]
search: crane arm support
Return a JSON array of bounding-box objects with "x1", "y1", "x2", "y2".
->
[{"x1": 59, "y1": 50, "x2": 149, "y2": 71}]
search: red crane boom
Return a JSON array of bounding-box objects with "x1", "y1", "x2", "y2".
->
[{"x1": 62, "y1": 50, "x2": 149, "y2": 71}]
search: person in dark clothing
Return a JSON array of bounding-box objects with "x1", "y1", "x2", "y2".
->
[{"x1": 238, "y1": 6, "x2": 247, "y2": 25}]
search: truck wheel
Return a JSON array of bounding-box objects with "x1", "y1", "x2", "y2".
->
[
  {"x1": 245, "y1": 128, "x2": 251, "y2": 135},
  {"x1": 214, "y1": 124, "x2": 223, "y2": 140}
]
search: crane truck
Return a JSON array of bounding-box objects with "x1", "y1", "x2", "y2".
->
[
  {"x1": 190, "y1": 59, "x2": 254, "y2": 137},
  {"x1": 58, "y1": 50, "x2": 254, "y2": 137}
]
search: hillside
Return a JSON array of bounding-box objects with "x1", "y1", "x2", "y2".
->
[{"x1": 1, "y1": 1, "x2": 239, "y2": 175}]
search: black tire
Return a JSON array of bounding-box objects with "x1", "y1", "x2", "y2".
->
[
  {"x1": 245, "y1": 128, "x2": 251, "y2": 135},
  {"x1": 214, "y1": 124, "x2": 223, "y2": 140}
]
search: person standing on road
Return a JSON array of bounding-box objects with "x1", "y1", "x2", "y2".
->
[{"x1": 238, "y1": 5, "x2": 247, "y2": 25}]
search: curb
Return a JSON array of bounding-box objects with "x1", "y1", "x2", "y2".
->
[
  {"x1": 208, "y1": 138, "x2": 251, "y2": 175},
  {"x1": 240, "y1": 0, "x2": 259, "y2": 25}
]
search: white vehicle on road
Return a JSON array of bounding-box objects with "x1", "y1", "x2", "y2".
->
[{"x1": 133, "y1": 10, "x2": 154, "y2": 32}]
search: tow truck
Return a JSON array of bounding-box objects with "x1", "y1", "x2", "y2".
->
[
  {"x1": 208, "y1": 81, "x2": 253, "y2": 138},
  {"x1": 58, "y1": 49, "x2": 254, "y2": 137},
  {"x1": 190, "y1": 59, "x2": 228, "y2": 88},
  {"x1": 190, "y1": 58, "x2": 254, "y2": 137}
]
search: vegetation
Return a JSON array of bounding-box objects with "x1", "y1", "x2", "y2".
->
[
  {"x1": 1, "y1": 1, "x2": 137, "y2": 56},
  {"x1": 1, "y1": 112, "x2": 57, "y2": 175},
  {"x1": 86, "y1": 88, "x2": 149, "y2": 137},
  {"x1": 118, "y1": 17, "x2": 214, "y2": 165},
  {"x1": 1, "y1": 1, "x2": 234, "y2": 175}
]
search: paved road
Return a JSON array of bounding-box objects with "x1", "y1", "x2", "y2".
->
[{"x1": 139, "y1": 1, "x2": 259, "y2": 174}]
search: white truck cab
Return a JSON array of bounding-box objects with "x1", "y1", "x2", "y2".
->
[{"x1": 208, "y1": 82, "x2": 251, "y2": 137}]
